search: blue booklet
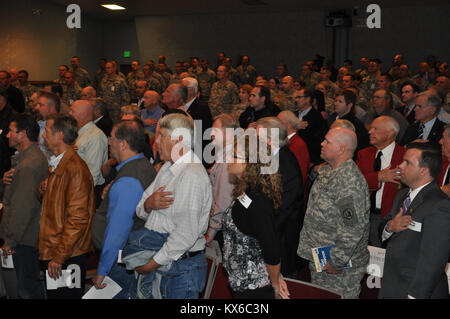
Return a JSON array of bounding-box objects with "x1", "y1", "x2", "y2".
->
[{"x1": 312, "y1": 245, "x2": 352, "y2": 272}]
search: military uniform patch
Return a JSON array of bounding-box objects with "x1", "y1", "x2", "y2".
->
[{"x1": 338, "y1": 196, "x2": 358, "y2": 226}]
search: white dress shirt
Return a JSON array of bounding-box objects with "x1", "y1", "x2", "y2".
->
[
  {"x1": 298, "y1": 106, "x2": 312, "y2": 121},
  {"x1": 135, "y1": 151, "x2": 212, "y2": 266},
  {"x1": 375, "y1": 142, "x2": 396, "y2": 209},
  {"x1": 421, "y1": 117, "x2": 437, "y2": 140}
]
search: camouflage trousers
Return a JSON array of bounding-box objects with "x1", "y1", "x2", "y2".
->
[{"x1": 308, "y1": 262, "x2": 366, "y2": 299}]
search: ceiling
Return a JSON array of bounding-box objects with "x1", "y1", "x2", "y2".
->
[{"x1": 48, "y1": 0, "x2": 449, "y2": 20}]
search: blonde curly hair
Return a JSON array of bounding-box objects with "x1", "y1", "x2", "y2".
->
[{"x1": 231, "y1": 133, "x2": 282, "y2": 211}]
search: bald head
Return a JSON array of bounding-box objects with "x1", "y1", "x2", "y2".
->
[
  {"x1": 143, "y1": 90, "x2": 160, "y2": 109},
  {"x1": 281, "y1": 76, "x2": 294, "y2": 92},
  {"x1": 69, "y1": 100, "x2": 94, "y2": 129},
  {"x1": 322, "y1": 127, "x2": 357, "y2": 166},
  {"x1": 81, "y1": 86, "x2": 96, "y2": 100}
]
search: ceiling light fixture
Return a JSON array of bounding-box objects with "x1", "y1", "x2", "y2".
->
[{"x1": 101, "y1": 4, "x2": 126, "y2": 10}]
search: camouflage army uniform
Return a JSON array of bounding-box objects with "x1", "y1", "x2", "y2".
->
[
  {"x1": 62, "y1": 82, "x2": 82, "y2": 106},
  {"x1": 150, "y1": 71, "x2": 166, "y2": 91},
  {"x1": 236, "y1": 65, "x2": 257, "y2": 86},
  {"x1": 198, "y1": 68, "x2": 216, "y2": 101},
  {"x1": 98, "y1": 75, "x2": 130, "y2": 123},
  {"x1": 127, "y1": 70, "x2": 144, "y2": 101},
  {"x1": 299, "y1": 73, "x2": 320, "y2": 89},
  {"x1": 188, "y1": 66, "x2": 202, "y2": 78},
  {"x1": 208, "y1": 80, "x2": 239, "y2": 117},
  {"x1": 93, "y1": 69, "x2": 106, "y2": 90},
  {"x1": 73, "y1": 67, "x2": 91, "y2": 88},
  {"x1": 144, "y1": 76, "x2": 162, "y2": 94},
  {"x1": 227, "y1": 67, "x2": 239, "y2": 85},
  {"x1": 18, "y1": 84, "x2": 38, "y2": 104},
  {"x1": 158, "y1": 71, "x2": 172, "y2": 91},
  {"x1": 361, "y1": 75, "x2": 378, "y2": 102},
  {"x1": 297, "y1": 160, "x2": 370, "y2": 299}
]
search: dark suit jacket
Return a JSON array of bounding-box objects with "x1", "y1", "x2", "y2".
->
[
  {"x1": 329, "y1": 111, "x2": 370, "y2": 152},
  {"x1": 95, "y1": 115, "x2": 113, "y2": 137},
  {"x1": 277, "y1": 146, "x2": 305, "y2": 276},
  {"x1": 356, "y1": 144, "x2": 406, "y2": 217},
  {"x1": 239, "y1": 104, "x2": 281, "y2": 129},
  {"x1": 186, "y1": 98, "x2": 213, "y2": 131},
  {"x1": 379, "y1": 183, "x2": 450, "y2": 299},
  {"x1": 6, "y1": 85, "x2": 25, "y2": 114},
  {"x1": 295, "y1": 107, "x2": 327, "y2": 165},
  {"x1": 400, "y1": 118, "x2": 445, "y2": 148}
]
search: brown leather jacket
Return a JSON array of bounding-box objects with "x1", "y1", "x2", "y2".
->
[{"x1": 39, "y1": 148, "x2": 95, "y2": 265}]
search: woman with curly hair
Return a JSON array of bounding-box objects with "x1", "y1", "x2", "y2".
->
[{"x1": 222, "y1": 133, "x2": 290, "y2": 299}]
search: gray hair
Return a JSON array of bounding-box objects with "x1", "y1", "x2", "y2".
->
[
  {"x1": 255, "y1": 116, "x2": 288, "y2": 148},
  {"x1": 418, "y1": 91, "x2": 442, "y2": 114},
  {"x1": 278, "y1": 110, "x2": 303, "y2": 131},
  {"x1": 181, "y1": 77, "x2": 199, "y2": 95},
  {"x1": 330, "y1": 119, "x2": 355, "y2": 131},
  {"x1": 159, "y1": 113, "x2": 194, "y2": 149},
  {"x1": 383, "y1": 115, "x2": 400, "y2": 136}
]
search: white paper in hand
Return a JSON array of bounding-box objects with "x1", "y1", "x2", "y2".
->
[
  {"x1": 1, "y1": 251, "x2": 14, "y2": 269},
  {"x1": 82, "y1": 276, "x2": 122, "y2": 299},
  {"x1": 46, "y1": 270, "x2": 74, "y2": 290}
]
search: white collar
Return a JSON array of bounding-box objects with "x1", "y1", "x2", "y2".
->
[
  {"x1": 408, "y1": 182, "x2": 432, "y2": 202},
  {"x1": 288, "y1": 132, "x2": 296, "y2": 140},
  {"x1": 49, "y1": 152, "x2": 66, "y2": 172},
  {"x1": 184, "y1": 98, "x2": 196, "y2": 111}
]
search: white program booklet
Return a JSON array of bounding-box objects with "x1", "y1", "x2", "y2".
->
[
  {"x1": 0, "y1": 251, "x2": 14, "y2": 269},
  {"x1": 82, "y1": 276, "x2": 122, "y2": 299},
  {"x1": 46, "y1": 270, "x2": 75, "y2": 290}
]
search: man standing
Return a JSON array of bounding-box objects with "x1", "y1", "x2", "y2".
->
[
  {"x1": 294, "y1": 88, "x2": 327, "y2": 165},
  {"x1": 93, "y1": 58, "x2": 107, "y2": 90},
  {"x1": 438, "y1": 124, "x2": 450, "y2": 196},
  {"x1": 356, "y1": 116, "x2": 406, "y2": 247},
  {"x1": 280, "y1": 76, "x2": 297, "y2": 112},
  {"x1": 0, "y1": 90, "x2": 16, "y2": 181},
  {"x1": 236, "y1": 56, "x2": 257, "y2": 86},
  {"x1": 127, "y1": 60, "x2": 145, "y2": 102},
  {"x1": 400, "y1": 81, "x2": 419, "y2": 124},
  {"x1": 91, "y1": 120, "x2": 156, "y2": 293},
  {"x1": 401, "y1": 91, "x2": 445, "y2": 148},
  {"x1": 238, "y1": 86, "x2": 280, "y2": 129},
  {"x1": 141, "y1": 90, "x2": 164, "y2": 135},
  {"x1": 197, "y1": 59, "x2": 216, "y2": 102},
  {"x1": 71, "y1": 56, "x2": 91, "y2": 88},
  {"x1": 98, "y1": 62, "x2": 130, "y2": 123},
  {"x1": 92, "y1": 98, "x2": 113, "y2": 137},
  {"x1": 134, "y1": 113, "x2": 212, "y2": 299},
  {"x1": 0, "y1": 114, "x2": 48, "y2": 299},
  {"x1": 61, "y1": 71, "x2": 82, "y2": 107},
  {"x1": 330, "y1": 89, "x2": 370, "y2": 152},
  {"x1": 208, "y1": 65, "x2": 239, "y2": 117},
  {"x1": 69, "y1": 100, "x2": 109, "y2": 207},
  {"x1": 379, "y1": 143, "x2": 450, "y2": 298},
  {"x1": 0, "y1": 71, "x2": 25, "y2": 113},
  {"x1": 298, "y1": 127, "x2": 370, "y2": 299},
  {"x1": 40, "y1": 114, "x2": 95, "y2": 299},
  {"x1": 17, "y1": 70, "x2": 37, "y2": 104},
  {"x1": 143, "y1": 64, "x2": 162, "y2": 94}
]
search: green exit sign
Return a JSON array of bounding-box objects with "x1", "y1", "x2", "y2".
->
[{"x1": 123, "y1": 51, "x2": 131, "y2": 58}]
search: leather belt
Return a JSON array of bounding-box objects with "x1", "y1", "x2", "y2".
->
[{"x1": 179, "y1": 250, "x2": 204, "y2": 260}]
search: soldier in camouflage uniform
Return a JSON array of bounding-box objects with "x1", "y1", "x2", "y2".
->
[
  {"x1": 156, "y1": 63, "x2": 172, "y2": 91},
  {"x1": 280, "y1": 76, "x2": 297, "y2": 112},
  {"x1": 146, "y1": 61, "x2": 166, "y2": 91},
  {"x1": 93, "y1": 58, "x2": 107, "y2": 90},
  {"x1": 198, "y1": 59, "x2": 216, "y2": 102},
  {"x1": 142, "y1": 64, "x2": 162, "y2": 94},
  {"x1": 236, "y1": 56, "x2": 257, "y2": 86},
  {"x1": 98, "y1": 62, "x2": 130, "y2": 123},
  {"x1": 17, "y1": 70, "x2": 37, "y2": 104},
  {"x1": 223, "y1": 57, "x2": 239, "y2": 86},
  {"x1": 188, "y1": 57, "x2": 202, "y2": 78},
  {"x1": 61, "y1": 71, "x2": 82, "y2": 106},
  {"x1": 54, "y1": 65, "x2": 69, "y2": 88},
  {"x1": 71, "y1": 56, "x2": 91, "y2": 88},
  {"x1": 298, "y1": 127, "x2": 370, "y2": 299},
  {"x1": 361, "y1": 60, "x2": 381, "y2": 101},
  {"x1": 208, "y1": 65, "x2": 239, "y2": 117},
  {"x1": 127, "y1": 60, "x2": 145, "y2": 101},
  {"x1": 299, "y1": 65, "x2": 320, "y2": 89}
]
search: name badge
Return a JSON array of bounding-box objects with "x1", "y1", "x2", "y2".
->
[
  {"x1": 408, "y1": 220, "x2": 422, "y2": 232},
  {"x1": 238, "y1": 193, "x2": 252, "y2": 209}
]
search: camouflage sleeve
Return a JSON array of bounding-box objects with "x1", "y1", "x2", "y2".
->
[
  {"x1": 329, "y1": 174, "x2": 370, "y2": 271},
  {"x1": 230, "y1": 84, "x2": 239, "y2": 105},
  {"x1": 121, "y1": 81, "x2": 130, "y2": 105}
]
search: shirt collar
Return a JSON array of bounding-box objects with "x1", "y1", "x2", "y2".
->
[
  {"x1": 288, "y1": 132, "x2": 296, "y2": 140},
  {"x1": 94, "y1": 116, "x2": 103, "y2": 124},
  {"x1": 423, "y1": 116, "x2": 436, "y2": 129},
  {"x1": 49, "y1": 152, "x2": 66, "y2": 172},
  {"x1": 378, "y1": 141, "x2": 396, "y2": 157},
  {"x1": 409, "y1": 182, "x2": 432, "y2": 202},
  {"x1": 168, "y1": 150, "x2": 201, "y2": 176},
  {"x1": 184, "y1": 98, "x2": 196, "y2": 111},
  {"x1": 298, "y1": 106, "x2": 312, "y2": 119},
  {"x1": 116, "y1": 153, "x2": 145, "y2": 171}
]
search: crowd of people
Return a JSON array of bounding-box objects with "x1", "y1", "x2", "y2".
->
[{"x1": 0, "y1": 51, "x2": 449, "y2": 299}]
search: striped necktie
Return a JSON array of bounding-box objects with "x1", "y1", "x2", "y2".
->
[{"x1": 402, "y1": 193, "x2": 411, "y2": 215}]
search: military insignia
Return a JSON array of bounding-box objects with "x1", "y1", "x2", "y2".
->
[{"x1": 338, "y1": 196, "x2": 358, "y2": 226}]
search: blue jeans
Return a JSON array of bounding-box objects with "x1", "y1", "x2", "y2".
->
[
  {"x1": 109, "y1": 262, "x2": 137, "y2": 299},
  {"x1": 157, "y1": 252, "x2": 207, "y2": 299}
]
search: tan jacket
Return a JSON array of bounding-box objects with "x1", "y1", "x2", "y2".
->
[{"x1": 39, "y1": 148, "x2": 95, "y2": 264}]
